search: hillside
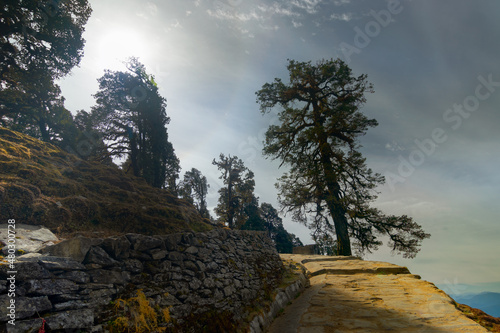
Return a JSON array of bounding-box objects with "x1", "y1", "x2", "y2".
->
[
  {"x1": 0, "y1": 127, "x2": 212, "y2": 237},
  {"x1": 454, "y1": 292, "x2": 500, "y2": 318}
]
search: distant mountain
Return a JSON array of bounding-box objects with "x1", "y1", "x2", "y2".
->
[{"x1": 453, "y1": 292, "x2": 500, "y2": 318}]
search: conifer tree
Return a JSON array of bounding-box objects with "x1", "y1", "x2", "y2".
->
[{"x1": 257, "y1": 58, "x2": 430, "y2": 258}]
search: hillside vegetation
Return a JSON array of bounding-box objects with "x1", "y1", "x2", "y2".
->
[{"x1": 0, "y1": 127, "x2": 212, "y2": 237}]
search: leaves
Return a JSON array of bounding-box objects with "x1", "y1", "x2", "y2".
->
[
  {"x1": 212, "y1": 154, "x2": 255, "y2": 229},
  {"x1": 89, "y1": 58, "x2": 179, "y2": 189},
  {"x1": 257, "y1": 58, "x2": 430, "y2": 258}
]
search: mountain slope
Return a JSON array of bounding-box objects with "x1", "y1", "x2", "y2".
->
[
  {"x1": 0, "y1": 127, "x2": 212, "y2": 236},
  {"x1": 455, "y1": 292, "x2": 500, "y2": 318}
]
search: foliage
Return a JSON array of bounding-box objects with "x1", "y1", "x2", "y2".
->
[
  {"x1": 212, "y1": 153, "x2": 255, "y2": 229},
  {"x1": 242, "y1": 202, "x2": 303, "y2": 253},
  {"x1": 89, "y1": 58, "x2": 179, "y2": 189},
  {"x1": 256, "y1": 58, "x2": 430, "y2": 258},
  {"x1": 0, "y1": 0, "x2": 92, "y2": 87},
  {"x1": 179, "y1": 168, "x2": 211, "y2": 219},
  {"x1": 0, "y1": 0, "x2": 92, "y2": 143},
  {"x1": 0, "y1": 70, "x2": 75, "y2": 144},
  {"x1": 108, "y1": 290, "x2": 171, "y2": 333}
]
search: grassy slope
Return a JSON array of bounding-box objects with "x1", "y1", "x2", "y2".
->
[
  {"x1": 0, "y1": 127, "x2": 212, "y2": 237},
  {"x1": 455, "y1": 303, "x2": 500, "y2": 332}
]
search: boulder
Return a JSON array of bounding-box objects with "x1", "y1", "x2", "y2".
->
[
  {"x1": 40, "y1": 236, "x2": 102, "y2": 262},
  {"x1": 0, "y1": 223, "x2": 58, "y2": 255}
]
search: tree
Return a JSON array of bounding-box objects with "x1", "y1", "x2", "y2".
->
[
  {"x1": 90, "y1": 58, "x2": 179, "y2": 189},
  {"x1": 179, "y1": 168, "x2": 211, "y2": 219},
  {"x1": 0, "y1": 0, "x2": 92, "y2": 87},
  {"x1": 0, "y1": 0, "x2": 91, "y2": 147},
  {"x1": 242, "y1": 201, "x2": 304, "y2": 253},
  {"x1": 0, "y1": 69, "x2": 73, "y2": 143},
  {"x1": 212, "y1": 153, "x2": 255, "y2": 229},
  {"x1": 256, "y1": 58, "x2": 430, "y2": 258}
]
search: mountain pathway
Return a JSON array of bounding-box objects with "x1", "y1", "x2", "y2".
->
[{"x1": 267, "y1": 254, "x2": 488, "y2": 333}]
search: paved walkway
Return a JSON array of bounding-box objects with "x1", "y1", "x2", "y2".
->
[{"x1": 268, "y1": 255, "x2": 488, "y2": 333}]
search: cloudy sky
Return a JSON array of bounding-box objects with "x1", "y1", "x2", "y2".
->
[{"x1": 58, "y1": 0, "x2": 500, "y2": 295}]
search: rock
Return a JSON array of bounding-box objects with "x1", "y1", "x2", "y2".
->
[
  {"x1": 40, "y1": 236, "x2": 103, "y2": 262},
  {"x1": 44, "y1": 309, "x2": 94, "y2": 330},
  {"x1": 84, "y1": 246, "x2": 118, "y2": 267},
  {"x1": 27, "y1": 279, "x2": 79, "y2": 296},
  {"x1": 0, "y1": 223, "x2": 58, "y2": 254},
  {"x1": 0, "y1": 258, "x2": 53, "y2": 280},
  {"x1": 0, "y1": 295, "x2": 52, "y2": 321},
  {"x1": 101, "y1": 235, "x2": 131, "y2": 259},
  {"x1": 38, "y1": 255, "x2": 86, "y2": 271},
  {"x1": 88, "y1": 269, "x2": 127, "y2": 285},
  {"x1": 57, "y1": 270, "x2": 90, "y2": 283},
  {"x1": 8, "y1": 317, "x2": 46, "y2": 333},
  {"x1": 122, "y1": 258, "x2": 144, "y2": 273},
  {"x1": 150, "y1": 248, "x2": 168, "y2": 260},
  {"x1": 126, "y1": 233, "x2": 163, "y2": 251},
  {"x1": 185, "y1": 246, "x2": 199, "y2": 254}
]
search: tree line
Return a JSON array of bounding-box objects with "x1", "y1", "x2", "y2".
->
[{"x1": 0, "y1": 1, "x2": 430, "y2": 257}]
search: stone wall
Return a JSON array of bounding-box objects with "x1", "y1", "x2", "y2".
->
[{"x1": 0, "y1": 229, "x2": 284, "y2": 332}]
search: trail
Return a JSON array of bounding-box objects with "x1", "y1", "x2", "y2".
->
[{"x1": 267, "y1": 255, "x2": 488, "y2": 333}]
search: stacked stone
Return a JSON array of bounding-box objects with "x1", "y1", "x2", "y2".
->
[{"x1": 0, "y1": 229, "x2": 284, "y2": 332}]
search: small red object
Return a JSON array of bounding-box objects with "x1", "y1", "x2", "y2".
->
[{"x1": 38, "y1": 318, "x2": 46, "y2": 333}]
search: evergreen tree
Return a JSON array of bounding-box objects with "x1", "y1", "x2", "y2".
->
[
  {"x1": 256, "y1": 58, "x2": 430, "y2": 258},
  {"x1": 1, "y1": 0, "x2": 92, "y2": 139},
  {"x1": 90, "y1": 58, "x2": 179, "y2": 189},
  {"x1": 0, "y1": 0, "x2": 92, "y2": 87},
  {"x1": 179, "y1": 168, "x2": 211, "y2": 219},
  {"x1": 242, "y1": 202, "x2": 304, "y2": 254},
  {"x1": 212, "y1": 153, "x2": 255, "y2": 229}
]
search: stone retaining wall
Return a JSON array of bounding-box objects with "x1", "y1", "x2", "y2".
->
[{"x1": 0, "y1": 229, "x2": 284, "y2": 332}]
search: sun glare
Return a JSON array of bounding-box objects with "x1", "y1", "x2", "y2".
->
[{"x1": 95, "y1": 27, "x2": 151, "y2": 70}]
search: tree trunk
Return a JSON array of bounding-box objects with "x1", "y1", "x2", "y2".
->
[
  {"x1": 314, "y1": 103, "x2": 352, "y2": 256},
  {"x1": 38, "y1": 118, "x2": 50, "y2": 142},
  {"x1": 227, "y1": 175, "x2": 234, "y2": 229}
]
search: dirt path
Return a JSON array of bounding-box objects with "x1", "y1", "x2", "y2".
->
[{"x1": 267, "y1": 255, "x2": 488, "y2": 333}]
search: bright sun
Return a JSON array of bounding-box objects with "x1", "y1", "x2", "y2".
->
[{"x1": 95, "y1": 27, "x2": 151, "y2": 70}]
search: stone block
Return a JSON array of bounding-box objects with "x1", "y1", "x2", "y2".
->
[
  {"x1": 27, "y1": 279, "x2": 78, "y2": 296},
  {"x1": 101, "y1": 235, "x2": 131, "y2": 259},
  {"x1": 40, "y1": 236, "x2": 102, "y2": 262},
  {"x1": 44, "y1": 308, "x2": 94, "y2": 330},
  {"x1": 0, "y1": 295, "x2": 52, "y2": 321},
  {"x1": 84, "y1": 246, "x2": 118, "y2": 267}
]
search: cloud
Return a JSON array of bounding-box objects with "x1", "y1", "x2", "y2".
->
[
  {"x1": 291, "y1": 0, "x2": 323, "y2": 14},
  {"x1": 330, "y1": 12, "x2": 352, "y2": 21}
]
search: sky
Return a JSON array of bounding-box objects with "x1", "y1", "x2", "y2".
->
[{"x1": 58, "y1": 0, "x2": 500, "y2": 296}]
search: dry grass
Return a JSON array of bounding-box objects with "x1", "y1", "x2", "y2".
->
[
  {"x1": 456, "y1": 303, "x2": 500, "y2": 332},
  {"x1": 0, "y1": 127, "x2": 212, "y2": 236}
]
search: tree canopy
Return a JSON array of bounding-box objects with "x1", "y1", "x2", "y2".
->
[
  {"x1": 256, "y1": 58, "x2": 430, "y2": 258},
  {"x1": 212, "y1": 153, "x2": 255, "y2": 229},
  {"x1": 179, "y1": 168, "x2": 211, "y2": 219},
  {"x1": 0, "y1": 0, "x2": 92, "y2": 86},
  {"x1": 89, "y1": 58, "x2": 179, "y2": 189},
  {"x1": 0, "y1": 0, "x2": 91, "y2": 148}
]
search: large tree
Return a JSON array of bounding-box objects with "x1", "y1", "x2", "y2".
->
[
  {"x1": 90, "y1": 58, "x2": 179, "y2": 189},
  {"x1": 0, "y1": 0, "x2": 92, "y2": 87},
  {"x1": 0, "y1": 0, "x2": 91, "y2": 145},
  {"x1": 212, "y1": 153, "x2": 255, "y2": 229},
  {"x1": 256, "y1": 58, "x2": 430, "y2": 258}
]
